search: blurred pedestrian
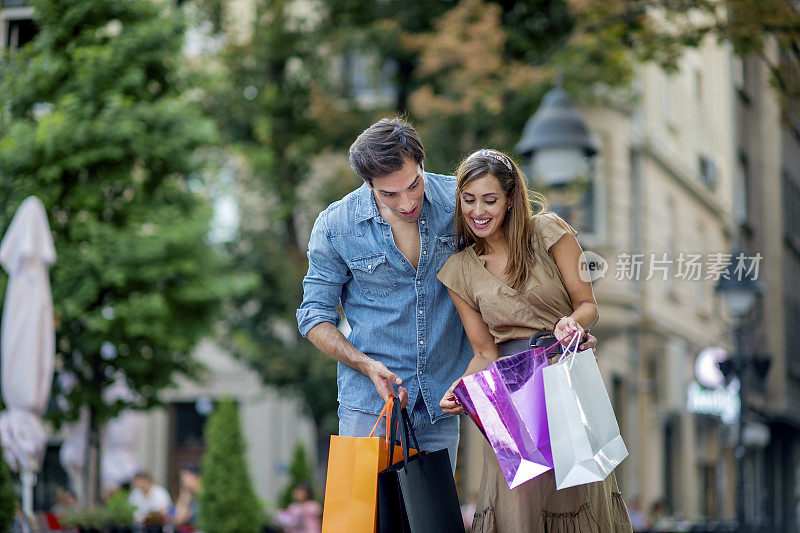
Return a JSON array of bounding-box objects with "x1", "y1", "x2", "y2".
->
[
  {"x1": 275, "y1": 484, "x2": 321, "y2": 533},
  {"x1": 128, "y1": 471, "x2": 171, "y2": 524},
  {"x1": 649, "y1": 497, "x2": 670, "y2": 531},
  {"x1": 628, "y1": 496, "x2": 650, "y2": 531},
  {"x1": 171, "y1": 464, "x2": 201, "y2": 529}
]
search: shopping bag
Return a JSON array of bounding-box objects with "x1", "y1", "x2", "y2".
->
[
  {"x1": 379, "y1": 398, "x2": 466, "y2": 533},
  {"x1": 322, "y1": 397, "x2": 414, "y2": 533},
  {"x1": 542, "y1": 333, "x2": 629, "y2": 490},
  {"x1": 452, "y1": 336, "x2": 561, "y2": 489},
  {"x1": 377, "y1": 398, "x2": 412, "y2": 533}
]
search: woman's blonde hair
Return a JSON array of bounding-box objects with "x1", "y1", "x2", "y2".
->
[{"x1": 454, "y1": 149, "x2": 555, "y2": 291}]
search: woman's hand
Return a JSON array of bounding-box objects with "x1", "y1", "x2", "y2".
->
[
  {"x1": 578, "y1": 331, "x2": 598, "y2": 351},
  {"x1": 554, "y1": 316, "x2": 585, "y2": 347},
  {"x1": 439, "y1": 378, "x2": 464, "y2": 415}
]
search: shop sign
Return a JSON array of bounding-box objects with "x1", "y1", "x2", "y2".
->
[{"x1": 686, "y1": 378, "x2": 740, "y2": 424}]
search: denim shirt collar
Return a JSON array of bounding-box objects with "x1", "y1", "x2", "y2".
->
[{"x1": 353, "y1": 172, "x2": 446, "y2": 224}]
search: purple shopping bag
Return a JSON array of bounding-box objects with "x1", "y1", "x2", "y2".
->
[{"x1": 453, "y1": 339, "x2": 559, "y2": 489}]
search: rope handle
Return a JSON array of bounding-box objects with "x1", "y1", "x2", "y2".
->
[{"x1": 368, "y1": 396, "x2": 395, "y2": 443}]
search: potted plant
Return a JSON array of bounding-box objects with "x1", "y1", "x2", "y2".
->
[
  {"x1": 104, "y1": 490, "x2": 136, "y2": 533},
  {"x1": 62, "y1": 506, "x2": 107, "y2": 533}
]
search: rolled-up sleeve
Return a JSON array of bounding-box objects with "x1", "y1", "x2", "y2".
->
[{"x1": 296, "y1": 210, "x2": 350, "y2": 337}]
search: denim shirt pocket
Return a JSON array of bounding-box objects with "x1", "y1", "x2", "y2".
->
[
  {"x1": 434, "y1": 234, "x2": 457, "y2": 270},
  {"x1": 349, "y1": 253, "x2": 398, "y2": 298}
]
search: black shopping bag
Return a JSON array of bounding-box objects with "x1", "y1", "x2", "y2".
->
[
  {"x1": 378, "y1": 398, "x2": 465, "y2": 533},
  {"x1": 377, "y1": 398, "x2": 411, "y2": 533}
]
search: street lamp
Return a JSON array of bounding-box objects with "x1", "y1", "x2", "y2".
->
[
  {"x1": 715, "y1": 255, "x2": 764, "y2": 533},
  {"x1": 516, "y1": 87, "x2": 598, "y2": 186}
]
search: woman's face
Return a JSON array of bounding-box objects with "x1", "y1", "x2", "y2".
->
[{"x1": 460, "y1": 174, "x2": 509, "y2": 241}]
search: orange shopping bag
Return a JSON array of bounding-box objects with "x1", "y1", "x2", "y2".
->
[{"x1": 321, "y1": 397, "x2": 416, "y2": 533}]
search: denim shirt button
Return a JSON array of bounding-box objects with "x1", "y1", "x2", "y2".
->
[{"x1": 419, "y1": 340, "x2": 424, "y2": 345}]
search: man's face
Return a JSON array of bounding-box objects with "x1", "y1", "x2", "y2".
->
[
  {"x1": 133, "y1": 476, "x2": 152, "y2": 493},
  {"x1": 369, "y1": 157, "x2": 425, "y2": 223}
]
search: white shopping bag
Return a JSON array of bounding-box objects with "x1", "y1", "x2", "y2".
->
[{"x1": 542, "y1": 334, "x2": 629, "y2": 490}]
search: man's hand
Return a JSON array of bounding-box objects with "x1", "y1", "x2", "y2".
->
[
  {"x1": 365, "y1": 360, "x2": 408, "y2": 408},
  {"x1": 439, "y1": 378, "x2": 464, "y2": 415}
]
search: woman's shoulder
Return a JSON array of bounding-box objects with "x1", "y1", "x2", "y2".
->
[
  {"x1": 531, "y1": 212, "x2": 577, "y2": 250},
  {"x1": 532, "y1": 212, "x2": 574, "y2": 231},
  {"x1": 442, "y1": 246, "x2": 475, "y2": 268}
]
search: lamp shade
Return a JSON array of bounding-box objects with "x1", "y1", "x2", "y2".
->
[
  {"x1": 715, "y1": 254, "x2": 762, "y2": 318},
  {"x1": 516, "y1": 88, "x2": 597, "y2": 185}
]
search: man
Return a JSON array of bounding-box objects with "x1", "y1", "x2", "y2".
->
[
  {"x1": 296, "y1": 117, "x2": 593, "y2": 468},
  {"x1": 297, "y1": 117, "x2": 467, "y2": 467},
  {"x1": 128, "y1": 471, "x2": 171, "y2": 524}
]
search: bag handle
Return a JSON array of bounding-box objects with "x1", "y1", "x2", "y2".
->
[
  {"x1": 386, "y1": 397, "x2": 402, "y2": 468},
  {"x1": 555, "y1": 331, "x2": 583, "y2": 365},
  {"x1": 369, "y1": 396, "x2": 395, "y2": 443},
  {"x1": 396, "y1": 400, "x2": 422, "y2": 470}
]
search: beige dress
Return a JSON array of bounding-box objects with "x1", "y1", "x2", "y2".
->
[{"x1": 438, "y1": 213, "x2": 633, "y2": 533}]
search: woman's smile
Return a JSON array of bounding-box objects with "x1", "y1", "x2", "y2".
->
[{"x1": 460, "y1": 174, "x2": 508, "y2": 240}]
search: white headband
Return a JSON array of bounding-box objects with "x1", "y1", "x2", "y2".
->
[{"x1": 471, "y1": 149, "x2": 512, "y2": 171}]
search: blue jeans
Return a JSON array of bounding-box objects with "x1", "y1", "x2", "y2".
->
[{"x1": 338, "y1": 397, "x2": 460, "y2": 472}]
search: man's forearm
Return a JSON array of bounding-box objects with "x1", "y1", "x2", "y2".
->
[{"x1": 306, "y1": 321, "x2": 375, "y2": 375}]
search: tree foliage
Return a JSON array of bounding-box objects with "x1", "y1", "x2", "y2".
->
[
  {"x1": 0, "y1": 453, "x2": 14, "y2": 533},
  {"x1": 0, "y1": 0, "x2": 244, "y2": 429},
  {"x1": 198, "y1": 399, "x2": 263, "y2": 533},
  {"x1": 198, "y1": 0, "x2": 366, "y2": 441}
]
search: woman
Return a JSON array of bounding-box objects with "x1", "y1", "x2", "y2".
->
[
  {"x1": 437, "y1": 149, "x2": 632, "y2": 532},
  {"x1": 275, "y1": 484, "x2": 321, "y2": 533}
]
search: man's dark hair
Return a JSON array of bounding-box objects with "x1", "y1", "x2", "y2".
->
[
  {"x1": 348, "y1": 117, "x2": 425, "y2": 185},
  {"x1": 180, "y1": 464, "x2": 201, "y2": 475}
]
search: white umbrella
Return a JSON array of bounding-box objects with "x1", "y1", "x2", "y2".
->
[
  {"x1": 101, "y1": 410, "x2": 144, "y2": 490},
  {"x1": 100, "y1": 373, "x2": 143, "y2": 491},
  {"x1": 0, "y1": 196, "x2": 56, "y2": 516},
  {"x1": 59, "y1": 407, "x2": 89, "y2": 503}
]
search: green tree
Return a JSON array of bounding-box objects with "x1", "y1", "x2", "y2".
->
[
  {"x1": 278, "y1": 442, "x2": 316, "y2": 508},
  {"x1": 198, "y1": 399, "x2": 263, "y2": 533},
  {"x1": 565, "y1": 0, "x2": 800, "y2": 114},
  {"x1": 0, "y1": 453, "x2": 15, "y2": 532},
  {"x1": 197, "y1": 0, "x2": 366, "y2": 460},
  {"x1": 0, "y1": 0, "x2": 245, "y2": 501}
]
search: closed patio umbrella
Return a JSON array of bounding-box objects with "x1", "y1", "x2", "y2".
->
[{"x1": 0, "y1": 196, "x2": 56, "y2": 516}]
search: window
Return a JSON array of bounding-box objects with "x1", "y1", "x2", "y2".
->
[
  {"x1": 663, "y1": 72, "x2": 677, "y2": 130},
  {"x1": 784, "y1": 171, "x2": 800, "y2": 248},
  {"x1": 2, "y1": 0, "x2": 31, "y2": 8},
  {"x1": 734, "y1": 151, "x2": 750, "y2": 226},
  {"x1": 1, "y1": 1, "x2": 36, "y2": 50},
  {"x1": 698, "y1": 156, "x2": 718, "y2": 190}
]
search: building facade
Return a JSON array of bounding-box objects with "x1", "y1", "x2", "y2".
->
[{"x1": 735, "y1": 41, "x2": 800, "y2": 531}]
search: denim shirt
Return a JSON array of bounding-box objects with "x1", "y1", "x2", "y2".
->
[{"x1": 296, "y1": 173, "x2": 471, "y2": 422}]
